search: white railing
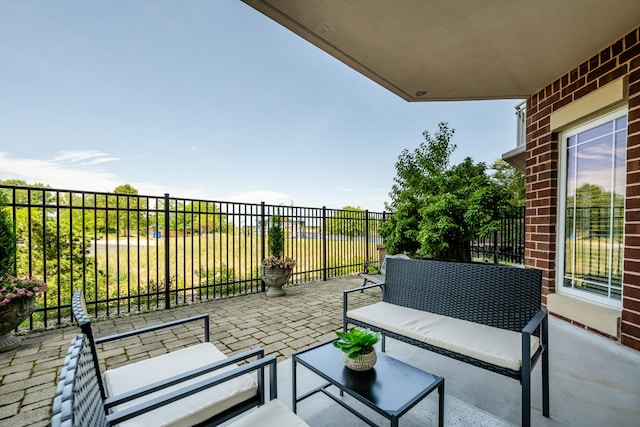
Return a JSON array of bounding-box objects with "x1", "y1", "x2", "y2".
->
[{"x1": 515, "y1": 101, "x2": 526, "y2": 147}]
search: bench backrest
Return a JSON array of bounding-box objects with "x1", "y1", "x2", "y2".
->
[
  {"x1": 384, "y1": 258, "x2": 542, "y2": 332},
  {"x1": 51, "y1": 334, "x2": 109, "y2": 427},
  {"x1": 71, "y1": 291, "x2": 107, "y2": 400}
]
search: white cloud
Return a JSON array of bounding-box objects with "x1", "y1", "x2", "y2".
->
[
  {"x1": 0, "y1": 151, "x2": 120, "y2": 190},
  {"x1": 50, "y1": 150, "x2": 120, "y2": 165},
  {"x1": 0, "y1": 151, "x2": 206, "y2": 200}
]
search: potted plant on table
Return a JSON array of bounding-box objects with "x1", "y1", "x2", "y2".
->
[
  {"x1": 0, "y1": 192, "x2": 47, "y2": 352},
  {"x1": 261, "y1": 214, "x2": 296, "y2": 297},
  {"x1": 334, "y1": 328, "x2": 382, "y2": 371}
]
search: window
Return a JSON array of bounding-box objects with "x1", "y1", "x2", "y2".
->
[{"x1": 557, "y1": 109, "x2": 626, "y2": 307}]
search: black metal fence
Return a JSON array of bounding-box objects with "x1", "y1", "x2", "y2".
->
[
  {"x1": 1, "y1": 185, "x2": 386, "y2": 329},
  {"x1": 470, "y1": 206, "x2": 525, "y2": 265}
]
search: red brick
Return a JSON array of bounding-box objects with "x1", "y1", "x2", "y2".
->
[
  {"x1": 574, "y1": 81, "x2": 598, "y2": 100},
  {"x1": 623, "y1": 296, "x2": 640, "y2": 312},
  {"x1": 624, "y1": 271, "x2": 640, "y2": 286},
  {"x1": 625, "y1": 260, "x2": 640, "y2": 277},
  {"x1": 625, "y1": 198, "x2": 640, "y2": 211},
  {"x1": 621, "y1": 334, "x2": 640, "y2": 351},
  {"x1": 587, "y1": 59, "x2": 617, "y2": 83},
  {"x1": 621, "y1": 318, "x2": 640, "y2": 337},
  {"x1": 612, "y1": 39, "x2": 624, "y2": 56},
  {"x1": 625, "y1": 223, "x2": 640, "y2": 235},
  {"x1": 624, "y1": 247, "x2": 640, "y2": 260},
  {"x1": 552, "y1": 95, "x2": 573, "y2": 111},
  {"x1": 622, "y1": 284, "x2": 640, "y2": 299},
  {"x1": 599, "y1": 65, "x2": 628, "y2": 87},
  {"x1": 622, "y1": 308, "x2": 640, "y2": 325},
  {"x1": 626, "y1": 210, "x2": 640, "y2": 222},
  {"x1": 626, "y1": 236, "x2": 640, "y2": 248},
  {"x1": 627, "y1": 184, "x2": 640, "y2": 197},
  {"x1": 620, "y1": 42, "x2": 640, "y2": 64},
  {"x1": 625, "y1": 29, "x2": 638, "y2": 49}
]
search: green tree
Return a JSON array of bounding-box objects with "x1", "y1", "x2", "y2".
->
[
  {"x1": 327, "y1": 206, "x2": 366, "y2": 237},
  {"x1": 380, "y1": 123, "x2": 510, "y2": 262},
  {"x1": 112, "y1": 184, "x2": 146, "y2": 236},
  {"x1": 187, "y1": 201, "x2": 228, "y2": 233},
  {"x1": 490, "y1": 159, "x2": 525, "y2": 208},
  {"x1": 267, "y1": 215, "x2": 285, "y2": 258},
  {"x1": 0, "y1": 192, "x2": 16, "y2": 276}
]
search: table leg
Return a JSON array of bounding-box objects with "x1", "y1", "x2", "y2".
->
[
  {"x1": 438, "y1": 379, "x2": 445, "y2": 427},
  {"x1": 292, "y1": 357, "x2": 298, "y2": 413}
]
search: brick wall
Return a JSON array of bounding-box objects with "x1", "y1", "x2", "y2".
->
[{"x1": 525, "y1": 26, "x2": 640, "y2": 351}]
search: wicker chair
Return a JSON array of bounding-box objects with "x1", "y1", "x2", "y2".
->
[
  {"x1": 51, "y1": 333, "x2": 308, "y2": 427},
  {"x1": 66, "y1": 290, "x2": 277, "y2": 426}
]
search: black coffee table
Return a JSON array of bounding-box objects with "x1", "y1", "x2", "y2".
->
[{"x1": 292, "y1": 340, "x2": 444, "y2": 427}]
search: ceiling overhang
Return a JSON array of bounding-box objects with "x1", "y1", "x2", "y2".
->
[{"x1": 242, "y1": 0, "x2": 640, "y2": 102}]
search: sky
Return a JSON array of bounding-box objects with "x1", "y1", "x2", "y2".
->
[{"x1": 0, "y1": 1, "x2": 523, "y2": 212}]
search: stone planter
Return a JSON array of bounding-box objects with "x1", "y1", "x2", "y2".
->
[
  {"x1": 342, "y1": 347, "x2": 377, "y2": 371},
  {"x1": 261, "y1": 265, "x2": 293, "y2": 297},
  {"x1": 0, "y1": 296, "x2": 35, "y2": 353}
]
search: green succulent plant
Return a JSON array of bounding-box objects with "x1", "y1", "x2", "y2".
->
[{"x1": 333, "y1": 328, "x2": 381, "y2": 359}]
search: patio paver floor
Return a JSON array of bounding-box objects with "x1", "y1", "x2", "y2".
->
[{"x1": 0, "y1": 275, "x2": 377, "y2": 427}]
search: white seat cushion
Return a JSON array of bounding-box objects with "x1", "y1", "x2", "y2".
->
[
  {"x1": 104, "y1": 342, "x2": 257, "y2": 427},
  {"x1": 348, "y1": 302, "x2": 539, "y2": 371},
  {"x1": 225, "y1": 399, "x2": 310, "y2": 427}
]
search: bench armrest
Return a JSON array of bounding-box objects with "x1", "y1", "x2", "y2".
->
[
  {"x1": 521, "y1": 308, "x2": 548, "y2": 372},
  {"x1": 106, "y1": 353, "x2": 278, "y2": 425},
  {"x1": 343, "y1": 283, "x2": 384, "y2": 331},
  {"x1": 522, "y1": 308, "x2": 548, "y2": 336},
  {"x1": 95, "y1": 313, "x2": 210, "y2": 344},
  {"x1": 104, "y1": 347, "x2": 265, "y2": 409},
  {"x1": 344, "y1": 283, "x2": 384, "y2": 295}
]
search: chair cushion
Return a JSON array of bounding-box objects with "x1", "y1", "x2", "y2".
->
[
  {"x1": 104, "y1": 342, "x2": 257, "y2": 427},
  {"x1": 348, "y1": 302, "x2": 539, "y2": 371},
  {"x1": 225, "y1": 399, "x2": 310, "y2": 427}
]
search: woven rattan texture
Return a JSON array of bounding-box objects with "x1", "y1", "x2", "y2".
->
[
  {"x1": 51, "y1": 334, "x2": 108, "y2": 427},
  {"x1": 383, "y1": 259, "x2": 542, "y2": 332},
  {"x1": 71, "y1": 290, "x2": 91, "y2": 327}
]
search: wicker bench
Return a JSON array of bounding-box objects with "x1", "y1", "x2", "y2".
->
[
  {"x1": 343, "y1": 258, "x2": 549, "y2": 427},
  {"x1": 51, "y1": 334, "x2": 308, "y2": 427},
  {"x1": 64, "y1": 290, "x2": 308, "y2": 426}
]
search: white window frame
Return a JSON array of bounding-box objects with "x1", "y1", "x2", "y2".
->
[{"x1": 556, "y1": 108, "x2": 626, "y2": 309}]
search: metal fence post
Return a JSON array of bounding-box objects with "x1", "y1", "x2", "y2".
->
[
  {"x1": 260, "y1": 201, "x2": 266, "y2": 292},
  {"x1": 164, "y1": 193, "x2": 171, "y2": 309},
  {"x1": 365, "y1": 210, "x2": 370, "y2": 270},
  {"x1": 322, "y1": 206, "x2": 327, "y2": 281}
]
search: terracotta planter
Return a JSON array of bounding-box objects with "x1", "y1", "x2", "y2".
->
[
  {"x1": 0, "y1": 296, "x2": 35, "y2": 353},
  {"x1": 342, "y1": 347, "x2": 377, "y2": 371},
  {"x1": 261, "y1": 265, "x2": 293, "y2": 297}
]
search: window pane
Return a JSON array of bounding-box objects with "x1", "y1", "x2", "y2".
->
[
  {"x1": 563, "y1": 114, "x2": 626, "y2": 302},
  {"x1": 577, "y1": 121, "x2": 613, "y2": 144}
]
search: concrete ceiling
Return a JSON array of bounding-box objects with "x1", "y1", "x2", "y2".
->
[{"x1": 242, "y1": 0, "x2": 640, "y2": 101}]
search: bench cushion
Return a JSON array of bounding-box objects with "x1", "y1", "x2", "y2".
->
[
  {"x1": 225, "y1": 399, "x2": 310, "y2": 427},
  {"x1": 104, "y1": 342, "x2": 257, "y2": 427},
  {"x1": 348, "y1": 302, "x2": 539, "y2": 371}
]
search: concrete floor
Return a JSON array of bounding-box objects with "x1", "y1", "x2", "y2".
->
[
  {"x1": 271, "y1": 316, "x2": 640, "y2": 426},
  {"x1": 1, "y1": 275, "x2": 639, "y2": 426}
]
